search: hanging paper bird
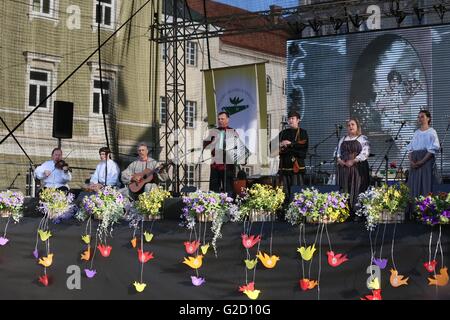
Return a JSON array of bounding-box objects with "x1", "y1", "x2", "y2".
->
[
  {"x1": 38, "y1": 229, "x2": 52, "y2": 241},
  {"x1": 243, "y1": 289, "x2": 261, "y2": 300},
  {"x1": 201, "y1": 243, "x2": 210, "y2": 255},
  {"x1": 361, "y1": 289, "x2": 382, "y2": 300},
  {"x1": 368, "y1": 277, "x2": 380, "y2": 290},
  {"x1": 97, "y1": 244, "x2": 112, "y2": 257},
  {"x1": 32, "y1": 249, "x2": 39, "y2": 259},
  {"x1": 0, "y1": 236, "x2": 9, "y2": 246},
  {"x1": 84, "y1": 269, "x2": 97, "y2": 278},
  {"x1": 424, "y1": 260, "x2": 438, "y2": 273},
  {"x1": 389, "y1": 269, "x2": 409, "y2": 287},
  {"x1": 133, "y1": 281, "x2": 147, "y2": 292},
  {"x1": 144, "y1": 232, "x2": 154, "y2": 242},
  {"x1": 38, "y1": 275, "x2": 49, "y2": 286},
  {"x1": 327, "y1": 251, "x2": 348, "y2": 267},
  {"x1": 130, "y1": 237, "x2": 137, "y2": 248},
  {"x1": 297, "y1": 245, "x2": 316, "y2": 261},
  {"x1": 239, "y1": 282, "x2": 255, "y2": 292},
  {"x1": 428, "y1": 267, "x2": 449, "y2": 287},
  {"x1": 372, "y1": 258, "x2": 388, "y2": 269},
  {"x1": 241, "y1": 234, "x2": 261, "y2": 249},
  {"x1": 81, "y1": 234, "x2": 90, "y2": 244},
  {"x1": 244, "y1": 258, "x2": 258, "y2": 270},
  {"x1": 299, "y1": 279, "x2": 318, "y2": 291},
  {"x1": 138, "y1": 249, "x2": 154, "y2": 263},
  {"x1": 38, "y1": 253, "x2": 54, "y2": 267},
  {"x1": 81, "y1": 247, "x2": 91, "y2": 261},
  {"x1": 256, "y1": 251, "x2": 280, "y2": 269},
  {"x1": 191, "y1": 276, "x2": 206, "y2": 286},
  {"x1": 184, "y1": 240, "x2": 200, "y2": 254},
  {"x1": 183, "y1": 255, "x2": 203, "y2": 269}
]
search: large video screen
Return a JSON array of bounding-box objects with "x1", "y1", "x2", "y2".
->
[{"x1": 287, "y1": 24, "x2": 450, "y2": 181}]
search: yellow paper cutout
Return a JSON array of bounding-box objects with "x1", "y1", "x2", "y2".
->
[
  {"x1": 368, "y1": 277, "x2": 380, "y2": 290},
  {"x1": 144, "y1": 232, "x2": 154, "y2": 242},
  {"x1": 133, "y1": 281, "x2": 147, "y2": 292},
  {"x1": 243, "y1": 289, "x2": 261, "y2": 300},
  {"x1": 38, "y1": 253, "x2": 54, "y2": 267},
  {"x1": 256, "y1": 251, "x2": 280, "y2": 269},
  {"x1": 81, "y1": 247, "x2": 91, "y2": 261},
  {"x1": 182, "y1": 255, "x2": 204, "y2": 269},
  {"x1": 244, "y1": 258, "x2": 258, "y2": 270},
  {"x1": 130, "y1": 237, "x2": 137, "y2": 248},
  {"x1": 201, "y1": 243, "x2": 210, "y2": 255},
  {"x1": 297, "y1": 245, "x2": 316, "y2": 261},
  {"x1": 38, "y1": 230, "x2": 52, "y2": 242},
  {"x1": 81, "y1": 234, "x2": 90, "y2": 244}
]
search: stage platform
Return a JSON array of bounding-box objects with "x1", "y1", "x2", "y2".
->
[{"x1": 1, "y1": 216, "x2": 449, "y2": 300}]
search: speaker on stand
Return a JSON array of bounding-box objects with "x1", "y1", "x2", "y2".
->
[{"x1": 52, "y1": 101, "x2": 74, "y2": 148}]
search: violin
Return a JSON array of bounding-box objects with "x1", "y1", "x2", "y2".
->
[{"x1": 55, "y1": 160, "x2": 71, "y2": 172}]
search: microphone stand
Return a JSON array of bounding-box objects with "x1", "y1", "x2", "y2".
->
[
  {"x1": 309, "y1": 126, "x2": 340, "y2": 186},
  {"x1": 375, "y1": 122, "x2": 406, "y2": 185},
  {"x1": 334, "y1": 126, "x2": 343, "y2": 186},
  {"x1": 8, "y1": 173, "x2": 20, "y2": 189},
  {"x1": 439, "y1": 120, "x2": 450, "y2": 183}
]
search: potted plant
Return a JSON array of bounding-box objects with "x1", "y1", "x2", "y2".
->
[
  {"x1": 356, "y1": 184, "x2": 409, "y2": 230},
  {"x1": 285, "y1": 187, "x2": 320, "y2": 225},
  {"x1": 233, "y1": 184, "x2": 285, "y2": 222},
  {"x1": 38, "y1": 188, "x2": 76, "y2": 223},
  {"x1": 135, "y1": 187, "x2": 171, "y2": 220},
  {"x1": 0, "y1": 190, "x2": 24, "y2": 222},
  {"x1": 76, "y1": 186, "x2": 126, "y2": 237},
  {"x1": 416, "y1": 193, "x2": 450, "y2": 225}
]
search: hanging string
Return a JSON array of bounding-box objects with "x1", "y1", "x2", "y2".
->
[
  {"x1": 269, "y1": 220, "x2": 274, "y2": 255},
  {"x1": 307, "y1": 223, "x2": 322, "y2": 278},
  {"x1": 390, "y1": 221, "x2": 398, "y2": 271},
  {"x1": 317, "y1": 223, "x2": 325, "y2": 300},
  {"x1": 139, "y1": 218, "x2": 144, "y2": 283},
  {"x1": 379, "y1": 222, "x2": 388, "y2": 259},
  {"x1": 298, "y1": 223, "x2": 305, "y2": 279},
  {"x1": 428, "y1": 228, "x2": 433, "y2": 263},
  {"x1": 324, "y1": 222, "x2": 332, "y2": 252},
  {"x1": 2, "y1": 215, "x2": 11, "y2": 237}
]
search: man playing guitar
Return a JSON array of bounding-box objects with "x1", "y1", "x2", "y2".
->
[{"x1": 121, "y1": 142, "x2": 169, "y2": 199}]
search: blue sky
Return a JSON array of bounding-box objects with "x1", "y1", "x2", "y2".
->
[{"x1": 215, "y1": 0, "x2": 300, "y2": 11}]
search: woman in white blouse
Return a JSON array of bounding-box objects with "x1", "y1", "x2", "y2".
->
[
  {"x1": 336, "y1": 118, "x2": 371, "y2": 217},
  {"x1": 407, "y1": 110, "x2": 440, "y2": 198}
]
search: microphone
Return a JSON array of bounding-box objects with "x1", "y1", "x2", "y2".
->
[
  {"x1": 318, "y1": 160, "x2": 327, "y2": 166},
  {"x1": 385, "y1": 137, "x2": 396, "y2": 142},
  {"x1": 335, "y1": 124, "x2": 342, "y2": 137},
  {"x1": 392, "y1": 120, "x2": 408, "y2": 124}
]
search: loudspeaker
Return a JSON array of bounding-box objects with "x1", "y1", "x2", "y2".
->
[
  {"x1": 163, "y1": 197, "x2": 183, "y2": 220},
  {"x1": 52, "y1": 101, "x2": 73, "y2": 139}
]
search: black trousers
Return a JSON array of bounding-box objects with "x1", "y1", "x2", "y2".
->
[
  {"x1": 209, "y1": 167, "x2": 234, "y2": 196},
  {"x1": 281, "y1": 172, "x2": 304, "y2": 203}
]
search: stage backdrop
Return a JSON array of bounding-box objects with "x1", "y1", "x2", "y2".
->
[
  {"x1": 204, "y1": 63, "x2": 268, "y2": 167},
  {"x1": 287, "y1": 24, "x2": 450, "y2": 180}
]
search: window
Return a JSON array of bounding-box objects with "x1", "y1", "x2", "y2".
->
[
  {"x1": 160, "y1": 96, "x2": 167, "y2": 124},
  {"x1": 24, "y1": 52, "x2": 61, "y2": 110},
  {"x1": 161, "y1": 44, "x2": 170, "y2": 61},
  {"x1": 28, "y1": 69, "x2": 50, "y2": 108},
  {"x1": 29, "y1": 0, "x2": 58, "y2": 22},
  {"x1": 186, "y1": 165, "x2": 195, "y2": 185},
  {"x1": 92, "y1": 79, "x2": 111, "y2": 114},
  {"x1": 94, "y1": 0, "x2": 115, "y2": 29},
  {"x1": 186, "y1": 41, "x2": 197, "y2": 66},
  {"x1": 282, "y1": 78, "x2": 287, "y2": 96},
  {"x1": 267, "y1": 113, "x2": 271, "y2": 139},
  {"x1": 185, "y1": 100, "x2": 196, "y2": 128},
  {"x1": 266, "y1": 75, "x2": 272, "y2": 94}
]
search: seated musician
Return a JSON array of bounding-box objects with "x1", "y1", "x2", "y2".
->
[
  {"x1": 88, "y1": 147, "x2": 120, "y2": 192},
  {"x1": 35, "y1": 147, "x2": 72, "y2": 192},
  {"x1": 120, "y1": 142, "x2": 169, "y2": 199}
]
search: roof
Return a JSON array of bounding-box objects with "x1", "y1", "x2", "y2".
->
[{"x1": 185, "y1": 0, "x2": 288, "y2": 57}]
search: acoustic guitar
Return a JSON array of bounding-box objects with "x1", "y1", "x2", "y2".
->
[{"x1": 129, "y1": 161, "x2": 172, "y2": 193}]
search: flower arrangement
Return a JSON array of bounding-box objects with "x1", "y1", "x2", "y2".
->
[
  {"x1": 356, "y1": 184, "x2": 409, "y2": 230},
  {"x1": 135, "y1": 187, "x2": 171, "y2": 218},
  {"x1": 181, "y1": 191, "x2": 236, "y2": 255},
  {"x1": 38, "y1": 188, "x2": 76, "y2": 223},
  {"x1": 76, "y1": 186, "x2": 126, "y2": 237},
  {"x1": 0, "y1": 190, "x2": 25, "y2": 223},
  {"x1": 416, "y1": 193, "x2": 450, "y2": 225},
  {"x1": 232, "y1": 184, "x2": 285, "y2": 221},
  {"x1": 286, "y1": 188, "x2": 349, "y2": 224}
]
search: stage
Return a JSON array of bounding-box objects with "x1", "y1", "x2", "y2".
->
[{"x1": 1, "y1": 214, "x2": 449, "y2": 300}]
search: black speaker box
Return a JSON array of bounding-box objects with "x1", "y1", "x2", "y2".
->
[
  {"x1": 52, "y1": 101, "x2": 74, "y2": 139},
  {"x1": 163, "y1": 197, "x2": 183, "y2": 220}
]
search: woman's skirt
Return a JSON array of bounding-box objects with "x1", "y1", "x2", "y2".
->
[
  {"x1": 407, "y1": 149, "x2": 435, "y2": 199},
  {"x1": 337, "y1": 160, "x2": 370, "y2": 209}
]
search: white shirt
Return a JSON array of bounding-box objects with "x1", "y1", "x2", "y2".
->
[
  {"x1": 35, "y1": 160, "x2": 72, "y2": 189},
  {"x1": 90, "y1": 159, "x2": 120, "y2": 186},
  {"x1": 407, "y1": 128, "x2": 440, "y2": 154},
  {"x1": 336, "y1": 135, "x2": 371, "y2": 162}
]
